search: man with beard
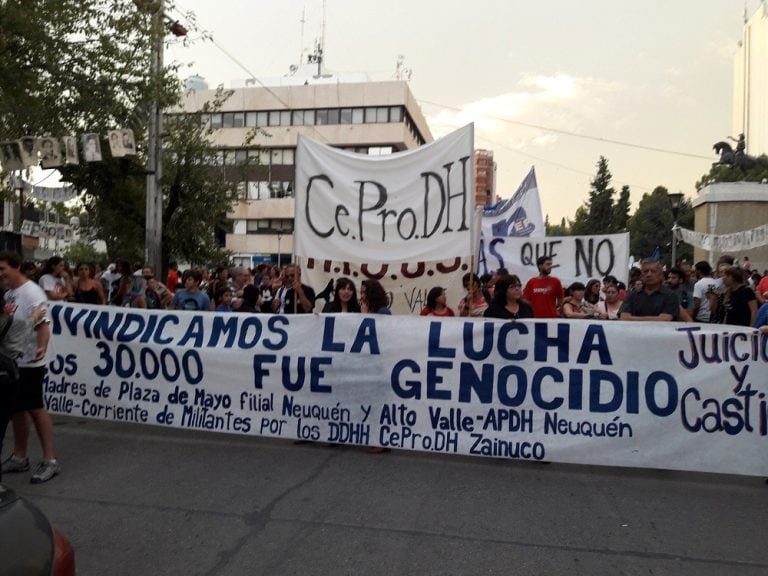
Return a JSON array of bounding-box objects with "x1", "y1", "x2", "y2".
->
[
  {"x1": 523, "y1": 255, "x2": 564, "y2": 318},
  {"x1": 665, "y1": 267, "x2": 693, "y2": 322}
]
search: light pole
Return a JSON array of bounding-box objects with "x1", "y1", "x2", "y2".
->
[{"x1": 668, "y1": 191, "x2": 684, "y2": 267}]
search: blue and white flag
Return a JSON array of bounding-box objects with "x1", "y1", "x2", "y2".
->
[{"x1": 481, "y1": 166, "x2": 544, "y2": 239}]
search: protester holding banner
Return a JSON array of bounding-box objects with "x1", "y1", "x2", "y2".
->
[
  {"x1": 598, "y1": 282, "x2": 623, "y2": 320},
  {"x1": 322, "y1": 277, "x2": 361, "y2": 313},
  {"x1": 458, "y1": 273, "x2": 489, "y2": 317},
  {"x1": 420, "y1": 286, "x2": 455, "y2": 317},
  {"x1": 584, "y1": 279, "x2": 602, "y2": 305},
  {"x1": 619, "y1": 259, "x2": 678, "y2": 321},
  {"x1": 281, "y1": 265, "x2": 315, "y2": 314},
  {"x1": 523, "y1": 256, "x2": 564, "y2": 318},
  {"x1": 483, "y1": 275, "x2": 533, "y2": 320},
  {"x1": 562, "y1": 282, "x2": 604, "y2": 320},
  {"x1": 360, "y1": 279, "x2": 390, "y2": 315}
]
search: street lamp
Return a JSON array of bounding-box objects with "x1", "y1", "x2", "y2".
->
[{"x1": 668, "y1": 191, "x2": 684, "y2": 267}]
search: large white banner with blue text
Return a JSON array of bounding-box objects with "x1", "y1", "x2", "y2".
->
[
  {"x1": 45, "y1": 303, "x2": 767, "y2": 476},
  {"x1": 294, "y1": 124, "x2": 475, "y2": 263},
  {"x1": 478, "y1": 233, "x2": 630, "y2": 286}
]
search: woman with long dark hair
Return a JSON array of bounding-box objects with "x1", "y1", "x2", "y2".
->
[
  {"x1": 322, "y1": 277, "x2": 361, "y2": 313},
  {"x1": 73, "y1": 262, "x2": 105, "y2": 305},
  {"x1": 360, "y1": 279, "x2": 390, "y2": 315}
]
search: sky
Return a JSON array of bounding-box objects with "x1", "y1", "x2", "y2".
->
[{"x1": 166, "y1": 0, "x2": 756, "y2": 224}]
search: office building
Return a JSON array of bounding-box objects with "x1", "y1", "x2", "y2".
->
[
  {"x1": 178, "y1": 70, "x2": 433, "y2": 268},
  {"x1": 733, "y1": 3, "x2": 768, "y2": 155}
]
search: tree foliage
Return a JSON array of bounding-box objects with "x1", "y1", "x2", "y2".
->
[
  {"x1": 0, "y1": 0, "x2": 238, "y2": 270},
  {"x1": 696, "y1": 157, "x2": 768, "y2": 191},
  {"x1": 627, "y1": 186, "x2": 693, "y2": 266},
  {"x1": 569, "y1": 156, "x2": 629, "y2": 235}
]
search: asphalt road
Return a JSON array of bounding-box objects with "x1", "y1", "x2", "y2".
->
[{"x1": 2, "y1": 415, "x2": 767, "y2": 576}]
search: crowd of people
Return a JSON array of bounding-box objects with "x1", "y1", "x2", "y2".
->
[
  {"x1": 8, "y1": 253, "x2": 768, "y2": 330},
  {"x1": 2, "y1": 251, "x2": 767, "y2": 482},
  {"x1": 432, "y1": 254, "x2": 767, "y2": 330}
]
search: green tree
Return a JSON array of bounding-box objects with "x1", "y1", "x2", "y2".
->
[
  {"x1": 627, "y1": 186, "x2": 693, "y2": 266},
  {"x1": 612, "y1": 185, "x2": 631, "y2": 232},
  {"x1": 570, "y1": 156, "x2": 616, "y2": 235},
  {"x1": 64, "y1": 241, "x2": 105, "y2": 266},
  {"x1": 696, "y1": 156, "x2": 768, "y2": 191},
  {"x1": 1, "y1": 1, "x2": 239, "y2": 270}
]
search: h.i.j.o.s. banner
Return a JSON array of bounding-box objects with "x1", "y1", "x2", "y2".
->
[{"x1": 44, "y1": 303, "x2": 768, "y2": 476}]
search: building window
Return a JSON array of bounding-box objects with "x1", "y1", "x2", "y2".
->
[
  {"x1": 222, "y1": 112, "x2": 234, "y2": 128},
  {"x1": 233, "y1": 112, "x2": 245, "y2": 128},
  {"x1": 327, "y1": 109, "x2": 340, "y2": 124},
  {"x1": 364, "y1": 108, "x2": 377, "y2": 123},
  {"x1": 268, "y1": 111, "x2": 280, "y2": 126},
  {"x1": 340, "y1": 108, "x2": 353, "y2": 124},
  {"x1": 245, "y1": 112, "x2": 257, "y2": 127},
  {"x1": 375, "y1": 107, "x2": 389, "y2": 123},
  {"x1": 256, "y1": 111, "x2": 268, "y2": 127},
  {"x1": 246, "y1": 218, "x2": 294, "y2": 234},
  {"x1": 280, "y1": 110, "x2": 291, "y2": 126},
  {"x1": 282, "y1": 148, "x2": 295, "y2": 165},
  {"x1": 390, "y1": 106, "x2": 403, "y2": 122},
  {"x1": 235, "y1": 149, "x2": 248, "y2": 165},
  {"x1": 210, "y1": 113, "x2": 222, "y2": 129},
  {"x1": 271, "y1": 149, "x2": 284, "y2": 165},
  {"x1": 352, "y1": 108, "x2": 364, "y2": 124},
  {"x1": 316, "y1": 109, "x2": 329, "y2": 125}
]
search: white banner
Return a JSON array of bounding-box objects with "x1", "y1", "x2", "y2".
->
[
  {"x1": 21, "y1": 220, "x2": 73, "y2": 240},
  {"x1": 12, "y1": 175, "x2": 78, "y2": 203},
  {"x1": 303, "y1": 256, "x2": 468, "y2": 315},
  {"x1": 678, "y1": 225, "x2": 768, "y2": 252},
  {"x1": 478, "y1": 233, "x2": 630, "y2": 286},
  {"x1": 294, "y1": 124, "x2": 475, "y2": 263},
  {"x1": 482, "y1": 166, "x2": 544, "y2": 239},
  {"x1": 46, "y1": 303, "x2": 768, "y2": 476}
]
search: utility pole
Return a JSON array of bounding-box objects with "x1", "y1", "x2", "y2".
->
[{"x1": 145, "y1": 3, "x2": 164, "y2": 275}]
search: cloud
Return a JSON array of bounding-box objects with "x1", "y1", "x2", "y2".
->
[{"x1": 426, "y1": 73, "x2": 626, "y2": 147}]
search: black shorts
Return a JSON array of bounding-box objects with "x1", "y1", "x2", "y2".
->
[{"x1": 16, "y1": 366, "x2": 47, "y2": 412}]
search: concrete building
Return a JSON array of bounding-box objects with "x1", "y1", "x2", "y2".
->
[
  {"x1": 178, "y1": 73, "x2": 433, "y2": 267},
  {"x1": 692, "y1": 181, "x2": 768, "y2": 268},
  {"x1": 733, "y1": 3, "x2": 768, "y2": 155},
  {"x1": 474, "y1": 149, "x2": 496, "y2": 207}
]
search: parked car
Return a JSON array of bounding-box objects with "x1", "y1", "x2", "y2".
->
[{"x1": 0, "y1": 485, "x2": 75, "y2": 575}]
